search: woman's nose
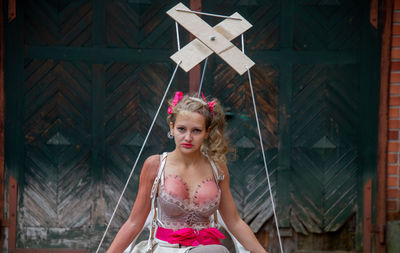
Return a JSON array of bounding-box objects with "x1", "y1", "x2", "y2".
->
[{"x1": 184, "y1": 132, "x2": 192, "y2": 141}]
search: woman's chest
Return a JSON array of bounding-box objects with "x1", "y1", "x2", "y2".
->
[{"x1": 162, "y1": 174, "x2": 220, "y2": 205}]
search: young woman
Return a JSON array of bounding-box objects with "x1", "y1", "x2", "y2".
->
[{"x1": 107, "y1": 92, "x2": 267, "y2": 253}]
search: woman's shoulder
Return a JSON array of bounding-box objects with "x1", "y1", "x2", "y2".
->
[
  {"x1": 144, "y1": 154, "x2": 162, "y2": 166},
  {"x1": 141, "y1": 154, "x2": 162, "y2": 179}
]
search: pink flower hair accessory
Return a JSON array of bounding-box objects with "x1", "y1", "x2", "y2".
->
[
  {"x1": 168, "y1": 91, "x2": 183, "y2": 114},
  {"x1": 207, "y1": 101, "x2": 215, "y2": 112},
  {"x1": 202, "y1": 92, "x2": 215, "y2": 115}
]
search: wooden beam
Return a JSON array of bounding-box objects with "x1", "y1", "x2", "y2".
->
[
  {"x1": 25, "y1": 46, "x2": 358, "y2": 64},
  {"x1": 363, "y1": 179, "x2": 372, "y2": 253},
  {"x1": 7, "y1": 0, "x2": 15, "y2": 23},
  {"x1": 0, "y1": 0, "x2": 5, "y2": 248},
  {"x1": 376, "y1": 0, "x2": 393, "y2": 252},
  {"x1": 169, "y1": 12, "x2": 253, "y2": 73},
  {"x1": 8, "y1": 176, "x2": 17, "y2": 253},
  {"x1": 26, "y1": 46, "x2": 172, "y2": 63},
  {"x1": 189, "y1": 0, "x2": 201, "y2": 94},
  {"x1": 370, "y1": 0, "x2": 378, "y2": 29},
  {"x1": 167, "y1": 3, "x2": 254, "y2": 76}
]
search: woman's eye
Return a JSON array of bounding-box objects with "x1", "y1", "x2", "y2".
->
[
  {"x1": 177, "y1": 127, "x2": 185, "y2": 132},
  {"x1": 193, "y1": 129, "x2": 201, "y2": 133}
]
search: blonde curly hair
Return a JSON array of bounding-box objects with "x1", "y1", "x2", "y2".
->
[{"x1": 167, "y1": 93, "x2": 228, "y2": 164}]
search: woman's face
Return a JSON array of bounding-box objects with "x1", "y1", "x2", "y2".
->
[{"x1": 170, "y1": 111, "x2": 209, "y2": 154}]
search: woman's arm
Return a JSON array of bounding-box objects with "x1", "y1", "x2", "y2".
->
[
  {"x1": 107, "y1": 155, "x2": 160, "y2": 253},
  {"x1": 218, "y1": 163, "x2": 267, "y2": 253}
]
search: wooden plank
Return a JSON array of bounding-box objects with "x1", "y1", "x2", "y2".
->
[
  {"x1": 189, "y1": 0, "x2": 202, "y2": 93},
  {"x1": 8, "y1": 176, "x2": 17, "y2": 253},
  {"x1": 92, "y1": 0, "x2": 106, "y2": 46},
  {"x1": 171, "y1": 7, "x2": 254, "y2": 75},
  {"x1": 167, "y1": 3, "x2": 233, "y2": 54},
  {"x1": 167, "y1": 3, "x2": 254, "y2": 75},
  {"x1": 376, "y1": 0, "x2": 393, "y2": 252},
  {"x1": 25, "y1": 45, "x2": 358, "y2": 65},
  {"x1": 277, "y1": 63, "x2": 293, "y2": 228},
  {"x1": 277, "y1": 0, "x2": 295, "y2": 228},
  {"x1": 218, "y1": 45, "x2": 255, "y2": 75},
  {"x1": 363, "y1": 179, "x2": 372, "y2": 253},
  {"x1": 370, "y1": 0, "x2": 378, "y2": 29},
  {"x1": 213, "y1": 12, "x2": 252, "y2": 41},
  {"x1": 4, "y1": 0, "x2": 24, "y2": 193},
  {"x1": 170, "y1": 12, "x2": 252, "y2": 73},
  {"x1": 211, "y1": 11, "x2": 254, "y2": 74},
  {"x1": 395, "y1": 0, "x2": 400, "y2": 10},
  {"x1": 251, "y1": 50, "x2": 357, "y2": 64},
  {"x1": 26, "y1": 46, "x2": 171, "y2": 62},
  {"x1": 7, "y1": 0, "x2": 15, "y2": 22},
  {"x1": 91, "y1": 64, "x2": 105, "y2": 181},
  {"x1": 0, "y1": 0, "x2": 4, "y2": 247},
  {"x1": 170, "y1": 39, "x2": 213, "y2": 72}
]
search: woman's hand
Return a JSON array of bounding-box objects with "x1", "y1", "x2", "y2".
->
[{"x1": 107, "y1": 155, "x2": 160, "y2": 253}]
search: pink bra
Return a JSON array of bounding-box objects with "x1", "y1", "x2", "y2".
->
[{"x1": 156, "y1": 153, "x2": 223, "y2": 231}]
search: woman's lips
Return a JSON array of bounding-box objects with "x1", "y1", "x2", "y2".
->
[{"x1": 182, "y1": 143, "x2": 193, "y2": 148}]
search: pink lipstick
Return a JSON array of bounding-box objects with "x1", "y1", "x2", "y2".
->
[{"x1": 182, "y1": 143, "x2": 193, "y2": 148}]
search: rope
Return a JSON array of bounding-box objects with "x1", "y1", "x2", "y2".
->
[
  {"x1": 241, "y1": 34, "x2": 245, "y2": 53},
  {"x1": 198, "y1": 57, "x2": 208, "y2": 96},
  {"x1": 246, "y1": 67, "x2": 284, "y2": 253},
  {"x1": 95, "y1": 61, "x2": 182, "y2": 253},
  {"x1": 175, "y1": 21, "x2": 181, "y2": 51}
]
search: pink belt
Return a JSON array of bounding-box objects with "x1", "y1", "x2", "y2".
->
[{"x1": 155, "y1": 227, "x2": 225, "y2": 247}]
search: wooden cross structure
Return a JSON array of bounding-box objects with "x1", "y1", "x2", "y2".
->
[{"x1": 167, "y1": 3, "x2": 255, "y2": 75}]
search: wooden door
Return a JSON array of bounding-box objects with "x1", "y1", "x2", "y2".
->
[{"x1": 4, "y1": 0, "x2": 380, "y2": 252}]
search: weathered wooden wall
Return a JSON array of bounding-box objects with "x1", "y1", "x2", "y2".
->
[{"x1": 3, "y1": 0, "x2": 381, "y2": 252}]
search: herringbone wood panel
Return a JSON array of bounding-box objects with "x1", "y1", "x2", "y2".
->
[
  {"x1": 106, "y1": 1, "x2": 176, "y2": 49},
  {"x1": 21, "y1": 59, "x2": 93, "y2": 247},
  {"x1": 24, "y1": 1, "x2": 92, "y2": 46},
  {"x1": 289, "y1": 64, "x2": 359, "y2": 234},
  {"x1": 294, "y1": 1, "x2": 360, "y2": 50},
  {"x1": 11, "y1": 0, "x2": 375, "y2": 251},
  {"x1": 104, "y1": 62, "x2": 173, "y2": 228}
]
